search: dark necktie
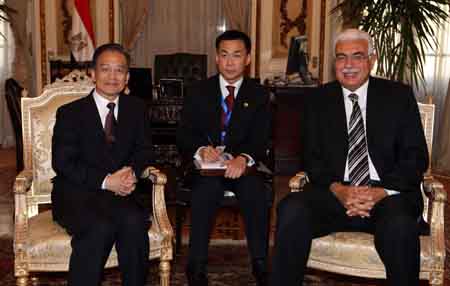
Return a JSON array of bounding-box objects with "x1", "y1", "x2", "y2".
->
[
  {"x1": 347, "y1": 93, "x2": 370, "y2": 186},
  {"x1": 105, "y1": 102, "x2": 117, "y2": 144},
  {"x1": 221, "y1": 85, "x2": 235, "y2": 130}
]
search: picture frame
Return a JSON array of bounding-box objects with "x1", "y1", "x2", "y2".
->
[
  {"x1": 253, "y1": 0, "x2": 328, "y2": 82},
  {"x1": 37, "y1": 0, "x2": 115, "y2": 92}
]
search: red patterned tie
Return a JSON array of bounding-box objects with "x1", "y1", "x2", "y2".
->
[
  {"x1": 225, "y1": 85, "x2": 235, "y2": 112},
  {"x1": 105, "y1": 102, "x2": 117, "y2": 144},
  {"x1": 222, "y1": 85, "x2": 235, "y2": 129}
]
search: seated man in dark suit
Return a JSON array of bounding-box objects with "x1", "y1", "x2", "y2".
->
[
  {"x1": 51, "y1": 43, "x2": 153, "y2": 286},
  {"x1": 177, "y1": 30, "x2": 271, "y2": 286},
  {"x1": 270, "y1": 29, "x2": 428, "y2": 286}
]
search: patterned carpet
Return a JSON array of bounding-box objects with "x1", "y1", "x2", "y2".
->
[
  {"x1": 0, "y1": 236, "x2": 400, "y2": 286},
  {"x1": 0, "y1": 147, "x2": 449, "y2": 285},
  {"x1": 0, "y1": 238, "x2": 260, "y2": 285}
]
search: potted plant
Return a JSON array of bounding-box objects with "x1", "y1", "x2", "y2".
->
[
  {"x1": 0, "y1": 3, "x2": 13, "y2": 21},
  {"x1": 332, "y1": 0, "x2": 450, "y2": 89},
  {"x1": 0, "y1": 3, "x2": 14, "y2": 37}
]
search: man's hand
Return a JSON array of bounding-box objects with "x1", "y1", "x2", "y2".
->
[
  {"x1": 105, "y1": 167, "x2": 137, "y2": 196},
  {"x1": 344, "y1": 186, "x2": 374, "y2": 217},
  {"x1": 330, "y1": 182, "x2": 357, "y2": 209},
  {"x1": 223, "y1": 155, "x2": 247, "y2": 179},
  {"x1": 345, "y1": 187, "x2": 387, "y2": 217},
  {"x1": 330, "y1": 183, "x2": 387, "y2": 217},
  {"x1": 200, "y1": 146, "x2": 223, "y2": 162}
]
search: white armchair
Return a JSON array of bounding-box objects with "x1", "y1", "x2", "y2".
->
[
  {"x1": 13, "y1": 71, "x2": 173, "y2": 285},
  {"x1": 289, "y1": 102, "x2": 446, "y2": 285}
]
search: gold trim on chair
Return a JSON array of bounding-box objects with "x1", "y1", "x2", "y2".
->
[
  {"x1": 14, "y1": 71, "x2": 173, "y2": 285},
  {"x1": 289, "y1": 103, "x2": 446, "y2": 285}
]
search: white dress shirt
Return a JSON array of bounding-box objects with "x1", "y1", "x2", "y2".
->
[
  {"x1": 194, "y1": 75, "x2": 255, "y2": 166},
  {"x1": 342, "y1": 80, "x2": 398, "y2": 195},
  {"x1": 93, "y1": 89, "x2": 119, "y2": 128},
  {"x1": 93, "y1": 90, "x2": 119, "y2": 189},
  {"x1": 219, "y1": 74, "x2": 243, "y2": 101}
]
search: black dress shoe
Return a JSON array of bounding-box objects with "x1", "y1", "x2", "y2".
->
[
  {"x1": 186, "y1": 269, "x2": 208, "y2": 286},
  {"x1": 252, "y1": 259, "x2": 268, "y2": 286}
]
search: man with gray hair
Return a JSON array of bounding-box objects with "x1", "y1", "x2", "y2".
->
[{"x1": 270, "y1": 29, "x2": 428, "y2": 286}]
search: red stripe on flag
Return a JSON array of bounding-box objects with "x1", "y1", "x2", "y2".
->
[{"x1": 74, "y1": 0, "x2": 95, "y2": 45}]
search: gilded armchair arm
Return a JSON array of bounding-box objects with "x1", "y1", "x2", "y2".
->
[
  {"x1": 14, "y1": 169, "x2": 33, "y2": 194},
  {"x1": 423, "y1": 178, "x2": 447, "y2": 204},
  {"x1": 14, "y1": 169, "x2": 33, "y2": 224},
  {"x1": 423, "y1": 178, "x2": 446, "y2": 267},
  {"x1": 13, "y1": 169, "x2": 33, "y2": 277},
  {"x1": 289, "y1": 171, "x2": 308, "y2": 192},
  {"x1": 141, "y1": 166, "x2": 174, "y2": 238}
]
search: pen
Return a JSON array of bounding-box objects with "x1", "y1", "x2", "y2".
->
[{"x1": 207, "y1": 135, "x2": 214, "y2": 147}]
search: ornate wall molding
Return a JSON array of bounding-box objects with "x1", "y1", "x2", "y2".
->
[
  {"x1": 255, "y1": 0, "x2": 328, "y2": 82},
  {"x1": 279, "y1": 0, "x2": 307, "y2": 49}
]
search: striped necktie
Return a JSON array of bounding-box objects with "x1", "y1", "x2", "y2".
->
[{"x1": 347, "y1": 93, "x2": 370, "y2": 186}]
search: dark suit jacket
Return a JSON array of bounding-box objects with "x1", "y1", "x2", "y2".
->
[
  {"x1": 303, "y1": 77, "x2": 429, "y2": 213},
  {"x1": 51, "y1": 90, "x2": 153, "y2": 224},
  {"x1": 177, "y1": 75, "x2": 271, "y2": 164}
]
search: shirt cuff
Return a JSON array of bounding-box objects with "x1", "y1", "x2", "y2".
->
[
  {"x1": 385, "y1": 189, "x2": 400, "y2": 196},
  {"x1": 101, "y1": 174, "x2": 110, "y2": 190},
  {"x1": 194, "y1": 146, "x2": 206, "y2": 161},
  {"x1": 239, "y1": 153, "x2": 255, "y2": 167}
]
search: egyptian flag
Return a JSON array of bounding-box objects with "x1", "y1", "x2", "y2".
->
[{"x1": 70, "y1": 0, "x2": 95, "y2": 62}]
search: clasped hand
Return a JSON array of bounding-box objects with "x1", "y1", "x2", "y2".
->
[
  {"x1": 200, "y1": 146, "x2": 247, "y2": 179},
  {"x1": 105, "y1": 166, "x2": 137, "y2": 196},
  {"x1": 330, "y1": 183, "x2": 387, "y2": 217}
]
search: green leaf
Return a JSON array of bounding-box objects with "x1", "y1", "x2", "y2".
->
[{"x1": 332, "y1": 0, "x2": 450, "y2": 91}]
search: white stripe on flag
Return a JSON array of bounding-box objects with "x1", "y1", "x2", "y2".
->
[{"x1": 70, "y1": 4, "x2": 95, "y2": 62}]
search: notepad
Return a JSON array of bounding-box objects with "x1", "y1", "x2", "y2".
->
[{"x1": 194, "y1": 152, "x2": 233, "y2": 170}]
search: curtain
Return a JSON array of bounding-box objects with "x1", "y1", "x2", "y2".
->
[
  {"x1": 119, "y1": 0, "x2": 151, "y2": 50},
  {"x1": 130, "y1": 0, "x2": 224, "y2": 77},
  {"x1": 416, "y1": 16, "x2": 450, "y2": 174},
  {"x1": 0, "y1": 20, "x2": 15, "y2": 147},
  {"x1": 223, "y1": 0, "x2": 250, "y2": 33}
]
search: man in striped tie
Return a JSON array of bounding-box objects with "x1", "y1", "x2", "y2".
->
[{"x1": 271, "y1": 29, "x2": 428, "y2": 286}]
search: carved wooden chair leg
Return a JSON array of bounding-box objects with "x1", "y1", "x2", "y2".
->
[
  {"x1": 429, "y1": 271, "x2": 444, "y2": 286},
  {"x1": 16, "y1": 275, "x2": 29, "y2": 286},
  {"x1": 159, "y1": 259, "x2": 171, "y2": 286},
  {"x1": 30, "y1": 276, "x2": 39, "y2": 285}
]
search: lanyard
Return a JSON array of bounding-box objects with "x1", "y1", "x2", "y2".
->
[{"x1": 221, "y1": 96, "x2": 233, "y2": 144}]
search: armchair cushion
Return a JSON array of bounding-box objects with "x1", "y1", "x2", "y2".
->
[
  {"x1": 308, "y1": 232, "x2": 434, "y2": 279},
  {"x1": 26, "y1": 210, "x2": 165, "y2": 272}
]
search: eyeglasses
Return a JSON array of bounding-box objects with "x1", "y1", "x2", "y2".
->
[{"x1": 335, "y1": 53, "x2": 370, "y2": 63}]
